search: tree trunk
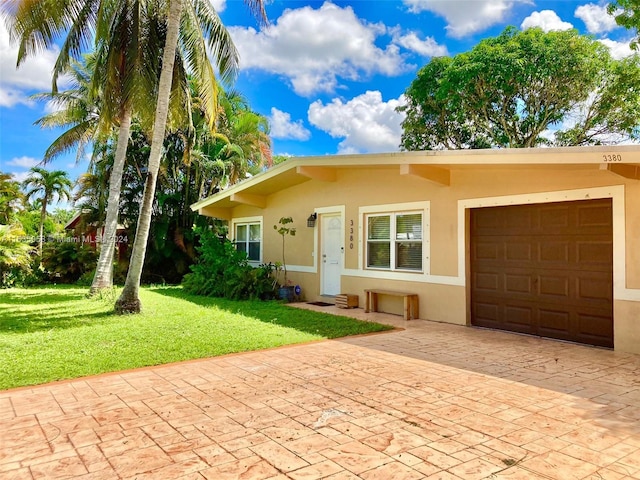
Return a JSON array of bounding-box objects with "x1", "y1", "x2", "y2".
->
[
  {"x1": 90, "y1": 105, "x2": 133, "y2": 295},
  {"x1": 38, "y1": 198, "x2": 47, "y2": 256},
  {"x1": 115, "y1": 0, "x2": 183, "y2": 314}
]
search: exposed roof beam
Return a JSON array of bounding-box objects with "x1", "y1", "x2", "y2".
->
[
  {"x1": 606, "y1": 163, "x2": 640, "y2": 180},
  {"x1": 296, "y1": 166, "x2": 337, "y2": 182},
  {"x1": 199, "y1": 206, "x2": 231, "y2": 220},
  {"x1": 400, "y1": 164, "x2": 450, "y2": 186},
  {"x1": 230, "y1": 192, "x2": 266, "y2": 208}
]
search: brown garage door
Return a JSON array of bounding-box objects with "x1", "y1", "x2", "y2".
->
[{"x1": 470, "y1": 199, "x2": 613, "y2": 348}]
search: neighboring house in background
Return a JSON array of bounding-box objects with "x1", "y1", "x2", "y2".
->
[
  {"x1": 64, "y1": 212, "x2": 129, "y2": 262},
  {"x1": 191, "y1": 145, "x2": 640, "y2": 354}
]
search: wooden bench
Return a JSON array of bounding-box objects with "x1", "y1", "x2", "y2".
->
[{"x1": 364, "y1": 289, "x2": 419, "y2": 320}]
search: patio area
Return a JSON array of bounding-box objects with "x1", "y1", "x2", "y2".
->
[{"x1": 1, "y1": 304, "x2": 639, "y2": 479}]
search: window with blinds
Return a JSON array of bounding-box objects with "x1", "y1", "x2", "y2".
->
[
  {"x1": 234, "y1": 222, "x2": 261, "y2": 262},
  {"x1": 366, "y1": 212, "x2": 422, "y2": 271}
]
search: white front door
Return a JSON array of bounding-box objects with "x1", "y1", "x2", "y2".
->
[{"x1": 321, "y1": 214, "x2": 342, "y2": 296}]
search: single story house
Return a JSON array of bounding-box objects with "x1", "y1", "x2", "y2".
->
[
  {"x1": 65, "y1": 212, "x2": 129, "y2": 261},
  {"x1": 191, "y1": 145, "x2": 640, "y2": 354}
]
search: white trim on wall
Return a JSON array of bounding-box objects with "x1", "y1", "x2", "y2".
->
[
  {"x1": 287, "y1": 265, "x2": 317, "y2": 274},
  {"x1": 458, "y1": 185, "x2": 640, "y2": 302},
  {"x1": 230, "y1": 215, "x2": 264, "y2": 265},
  {"x1": 343, "y1": 185, "x2": 640, "y2": 302},
  {"x1": 357, "y1": 201, "x2": 431, "y2": 275},
  {"x1": 341, "y1": 268, "x2": 463, "y2": 285},
  {"x1": 287, "y1": 205, "x2": 345, "y2": 275}
]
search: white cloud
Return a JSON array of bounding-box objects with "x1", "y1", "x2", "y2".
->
[
  {"x1": 268, "y1": 108, "x2": 311, "y2": 141},
  {"x1": 0, "y1": 22, "x2": 61, "y2": 107},
  {"x1": 403, "y1": 0, "x2": 531, "y2": 38},
  {"x1": 229, "y1": 2, "x2": 407, "y2": 96},
  {"x1": 0, "y1": 88, "x2": 32, "y2": 108},
  {"x1": 7, "y1": 156, "x2": 39, "y2": 168},
  {"x1": 308, "y1": 91, "x2": 406, "y2": 154},
  {"x1": 598, "y1": 38, "x2": 636, "y2": 59},
  {"x1": 209, "y1": 0, "x2": 226, "y2": 12},
  {"x1": 392, "y1": 30, "x2": 449, "y2": 57},
  {"x1": 521, "y1": 10, "x2": 573, "y2": 32},
  {"x1": 575, "y1": 4, "x2": 619, "y2": 34},
  {"x1": 9, "y1": 171, "x2": 30, "y2": 183}
]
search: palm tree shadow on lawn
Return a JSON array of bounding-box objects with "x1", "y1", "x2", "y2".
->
[
  {"x1": 0, "y1": 291, "x2": 116, "y2": 334},
  {"x1": 152, "y1": 286, "x2": 392, "y2": 339}
]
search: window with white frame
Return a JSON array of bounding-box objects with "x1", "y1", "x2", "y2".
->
[
  {"x1": 367, "y1": 212, "x2": 422, "y2": 271},
  {"x1": 233, "y1": 221, "x2": 261, "y2": 262}
]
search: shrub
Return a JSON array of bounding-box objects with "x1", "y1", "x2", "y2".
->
[
  {"x1": 0, "y1": 224, "x2": 33, "y2": 288},
  {"x1": 182, "y1": 227, "x2": 277, "y2": 300},
  {"x1": 40, "y1": 241, "x2": 98, "y2": 284}
]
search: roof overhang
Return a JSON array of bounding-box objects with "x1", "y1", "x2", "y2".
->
[
  {"x1": 64, "y1": 212, "x2": 83, "y2": 230},
  {"x1": 191, "y1": 145, "x2": 640, "y2": 219}
]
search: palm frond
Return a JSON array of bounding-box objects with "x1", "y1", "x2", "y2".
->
[
  {"x1": 42, "y1": 120, "x2": 98, "y2": 162},
  {"x1": 52, "y1": 0, "x2": 101, "y2": 92},
  {"x1": 186, "y1": 0, "x2": 238, "y2": 86}
]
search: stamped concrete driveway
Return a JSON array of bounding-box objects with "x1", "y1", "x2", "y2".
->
[{"x1": 1, "y1": 305, "x2": 639, "y2": 480}]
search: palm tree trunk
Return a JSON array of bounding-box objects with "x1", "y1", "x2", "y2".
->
[
  {"x1": 115, "y1": 0, "x2": 183, "y2": 314},
  {"x1": 38, "y1": 199, "x2": 47, "y2": 256},
  {"x1": 90, "y1": 105, "x2": 133, "y2": 295}
]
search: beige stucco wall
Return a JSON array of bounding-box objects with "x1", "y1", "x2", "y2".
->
[
  {"x1": 625, "y1": 181, "x2": 640, "y2": 289},
  {"x1": 339, "y1": 277, "x2": 467, "y2": 325},
  {"x1": 614, "y1": 300, "x2": 640, "y2": 354},
  {"x1": 221, "y1": 163, "x2": 640, "y2": 354}
]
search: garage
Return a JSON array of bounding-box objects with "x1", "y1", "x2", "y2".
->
[{"x1": 470, "y1": 198, "x2": 613, "y2": 348}]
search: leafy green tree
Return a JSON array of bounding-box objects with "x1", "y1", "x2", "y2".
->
[
  {"x1": 398, "y1": 57, "x2": 491, "y2": 150},
  {"x1": 0, "y1": 224, "x2": 33, "y2": 287},
  {"x1": 21, "y1": 167, "x2": 73, "y2": 255},
  {"x1": 399, "y1": 27, "x2": 640, "y2": 150},
  {"x1": 0, "y1": 173, "x2": 24, "y2": 225},
  {"x1": 116, "y1": 0, "x2": 267, "y2": 313},
  {"x1": 16, "y1": 209, "x2": 63, "y2": 239},
  {"x1": 609, "y1": 0, "x2": 640, "y2": 49},
  {"x1": 555, "y1": 55, "x2": 640, "y2": 146}
]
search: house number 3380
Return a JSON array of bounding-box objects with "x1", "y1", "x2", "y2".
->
[{"x1": 603, "y1": 154, "x2": 623, "y2": 162}]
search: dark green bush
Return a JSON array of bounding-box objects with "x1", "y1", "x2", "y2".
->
[
  {"x1": 40, "y1": 241, "x2": 98, "y2": 284},
  {"x1": 182, "y1": 227, "x2": 277, "y2": 300}
]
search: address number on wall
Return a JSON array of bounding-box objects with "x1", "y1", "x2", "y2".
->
[{"x1": 349, "y1": 219, "x2": 354, "y2": 249}]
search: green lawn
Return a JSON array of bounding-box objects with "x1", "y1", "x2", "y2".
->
[{"x1": 0, "y1": 286, "x2": 392, "y2": 390}]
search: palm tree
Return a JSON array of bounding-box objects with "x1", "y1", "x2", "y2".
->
[
  {"x1": 217, "y1": 91, "x2": 271, "y2": 184},
  {"x1": 4, "y1": 1, "x2": 139, "y2": 293},
  {"x1": 115, "y1": 0, "x2": 267, "y2": 313},
  {"x1": 4, "y1": 1, "x2": 198, "y2": 294},
  {"x1": 178, "y1": 88, "x2": 271, "y2": 202},
  {"x1": 21, "y1": 167, "x2": 73, "y2": 255},
  {"x1": 31, "y1": 56, "x2": 101, "y2": 163}
]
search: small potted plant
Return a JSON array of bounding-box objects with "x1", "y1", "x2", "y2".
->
[{"x1": 274, "y1": 216, "x2": 296, "y2": 301}]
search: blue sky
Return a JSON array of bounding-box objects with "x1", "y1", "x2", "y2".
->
[{"x1": 0, "y1": 0, "x2": 636, "y2": 191}]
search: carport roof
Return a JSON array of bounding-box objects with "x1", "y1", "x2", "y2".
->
[{"x1": 191, "y1": 145, "x2": 640, "y2": 219}]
